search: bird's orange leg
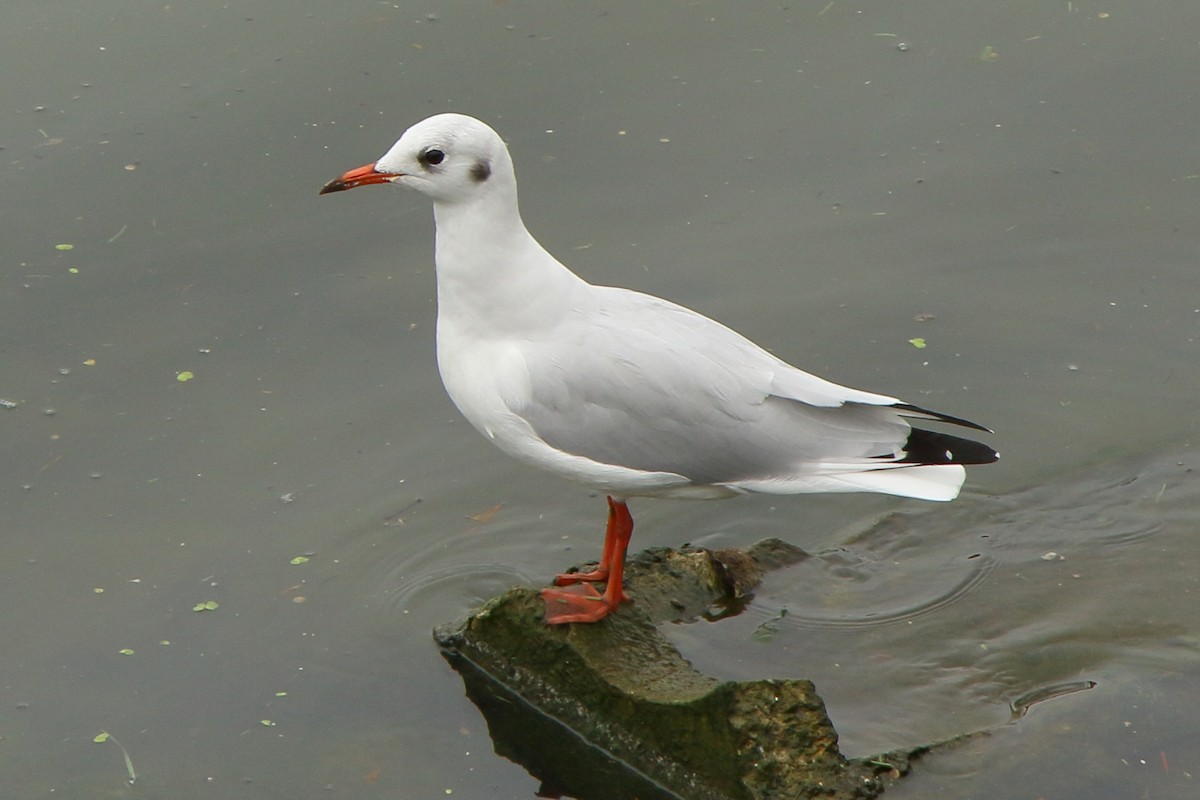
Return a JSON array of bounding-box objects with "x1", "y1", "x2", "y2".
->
[
  {"x1": 541, "y1": 497, "x2": 633, "y2": 624},
  {"x1": 552, "y1": 495, "x2": 622, "y2": 585}
]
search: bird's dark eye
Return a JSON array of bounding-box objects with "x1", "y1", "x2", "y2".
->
[{"x1": 420, "y1": 148, "x2": 445, "y2": 167}]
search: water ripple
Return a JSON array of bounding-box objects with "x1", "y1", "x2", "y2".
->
[{"x1": 765, "y1": 549, "x2": 998, "y2": 630}]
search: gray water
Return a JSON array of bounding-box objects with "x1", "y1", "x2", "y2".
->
[{"x1": 3, "y1": 2, "x2": 1199, "y2": 797}]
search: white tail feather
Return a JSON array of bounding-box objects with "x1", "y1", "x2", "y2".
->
[{"x1": 731, "y1": 463, "x2": 966, "y2": 502}]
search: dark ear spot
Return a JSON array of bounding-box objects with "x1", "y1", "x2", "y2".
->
[{"x1": 470, "y1": 160, "x2": 491, "y2": 182}]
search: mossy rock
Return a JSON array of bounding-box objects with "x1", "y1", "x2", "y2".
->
[{"x1": 435, "y1": 541, "x2": 919, "y2": 799}]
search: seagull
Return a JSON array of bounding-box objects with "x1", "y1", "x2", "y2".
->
[{"x1": 320, "y1": 113, "x2": 996, "y2": 624}]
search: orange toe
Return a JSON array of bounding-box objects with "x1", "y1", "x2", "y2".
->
[
  {"x1": 552, "y1": 566, "x2": 610, "y2": 586},
  {"x1": 541, "y1": 584, "x2": 618, "y2": 624}
]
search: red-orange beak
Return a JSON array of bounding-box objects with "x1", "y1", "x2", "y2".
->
[{"x1": 319, "y1": 163, "x2": 399, "y2": 195}]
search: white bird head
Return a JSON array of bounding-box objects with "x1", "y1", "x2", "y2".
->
[{"x1": 320, "y1": 113, "x2": 513, "y2": 206}]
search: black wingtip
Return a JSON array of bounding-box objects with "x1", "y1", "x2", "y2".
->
[
  {"x1": 893, "y1": 403, "x2": 993, "y2": 434},
  {"x1": 900, "y1": 428, "x2": 999, "y2": 466},
  {"x1": 886, "y1": 402, "x2": 997, "y2": 466}
]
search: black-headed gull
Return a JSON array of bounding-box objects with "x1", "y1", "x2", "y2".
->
[{"x1": 321, "y1": 113, "x2": 996, "y2": 624}]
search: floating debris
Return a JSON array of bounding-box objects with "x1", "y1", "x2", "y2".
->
[
  {"x1": 94, "y1": 730, "x2": 138, "y2": 783},
  {"x1": 1010, "y1": 680, "x2": 1096, "y2": 720}
]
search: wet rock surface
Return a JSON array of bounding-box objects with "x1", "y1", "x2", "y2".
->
[{"x1": 435, "y1": 540, "x2": 942, "y2": 799}]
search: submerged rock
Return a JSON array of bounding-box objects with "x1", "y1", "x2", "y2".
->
[{"x1": 435, "y1": 541, "x2": 926, "y2": 799}]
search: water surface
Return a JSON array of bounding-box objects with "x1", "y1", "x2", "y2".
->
[{"x1": 4, "y1": 2, "x2": 1199, "y2": 797}]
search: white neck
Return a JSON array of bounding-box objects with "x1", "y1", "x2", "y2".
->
[{"x1": 431, "y1": 189, "x2": 588, "y2": 340}]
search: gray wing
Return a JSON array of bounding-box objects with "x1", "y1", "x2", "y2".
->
[{"x1": 511, "y1": 287, "x2": 911, "y2": 484}]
